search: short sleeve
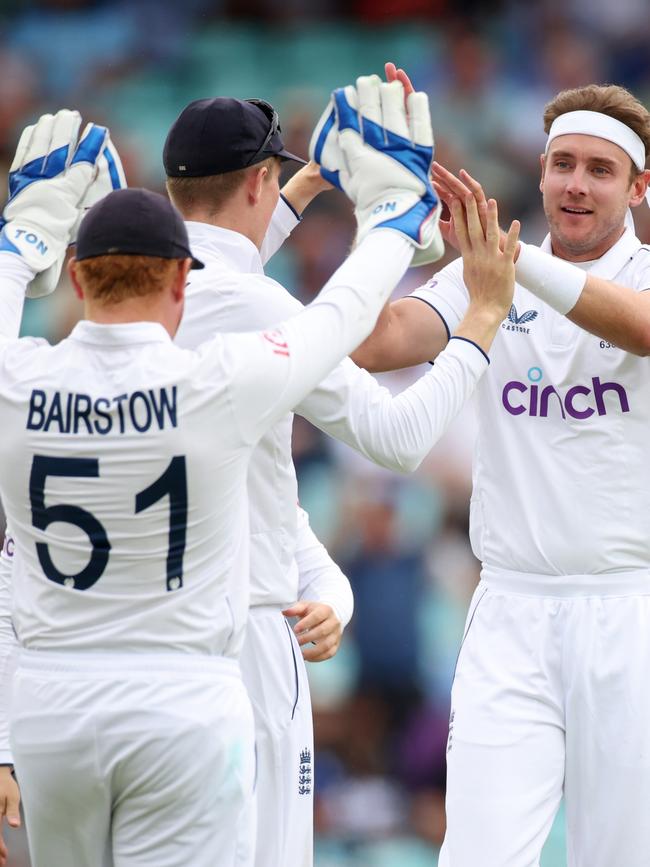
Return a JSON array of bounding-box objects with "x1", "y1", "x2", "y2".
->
[{"x1": 410, "y1": 257, "x2": 469, "y2": 335}]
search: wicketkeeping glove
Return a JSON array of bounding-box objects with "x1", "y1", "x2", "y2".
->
[
  {"x1": 310, "y1": 75, "x2": 444, "y2": 265},
  {"x1": 0, "y1": 109, "x2": 109, "y2": 294},
  {"x1": 27, "y1": 135, "x2": 127, "y2": 298}
]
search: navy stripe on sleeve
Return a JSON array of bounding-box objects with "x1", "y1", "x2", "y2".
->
[
  {"x1": 407, "y1": 295, "x2": 451, "y2": 341},
  {"x1": 450, "y1": 335, "x2": 490, "y2": 364},
  {"x1": 280, "y1": 193, "x2": 302, "y2": 222}
]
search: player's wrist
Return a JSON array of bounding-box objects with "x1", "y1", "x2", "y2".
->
[
  {"x1": 455, "y1": 301, "x2": 507, "y2": 354},
  {"x1": 281, "y1": 162, "x2": 331, "y2": 216},
  {"x1": 515, "y1": 242, "x2": 586, "y2": 314}
]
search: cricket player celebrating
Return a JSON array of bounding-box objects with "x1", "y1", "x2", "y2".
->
[
  {"x1": 350, "y1": 66, "x2": 650, "y2": 867},
  {"x1": 0, "y1": 80, "x2": 519, "y2": 867},
  {"x1": 161, "y1": 79, "x2": 519, "y2": 867}
]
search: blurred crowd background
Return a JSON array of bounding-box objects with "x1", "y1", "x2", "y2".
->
[{"x1": 3, "y1": 0, "x2": 650, "y2": 864}]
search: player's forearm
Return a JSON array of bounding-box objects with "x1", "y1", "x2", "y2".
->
[
  {"x1": 301, "y1": 336, "x2": 487, "y2": 473},
  {"x1": 0, "y1": 616, "x2": 16, "y2": 765},
  {"x1": 259, "y1": 196, "x2": 301, "y2": 264},
  {"x1": 454, "y1": 301, "x2": 508, "y2": 355},
  {"x1": 0, "y1": 540, "x2": 16, "y2": 765},
  {"x1": 567, "y1": 274, "x2": 650, "y2": 355},
  {"x1": 280, "y1": 161, "x2": 331, "y2": 217},
  {"x1": 515, "y1": 245, "x2": 650, "y2": 355},
  {"x1": 295, "y1": 512, "x2": 353, "y2": 627},
  {"x1": 269, "y1": 232, "x2": 413, "y2": 415},
  {"x1": 0, "y1": 253, "x2": 33, "y2": 343}
]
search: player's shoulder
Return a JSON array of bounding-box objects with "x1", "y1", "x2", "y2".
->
[
  {"x1": 410, "y1": 255, "x2": 465, "y2": 302},
  {"x1": 0, "y1": 334, "x2": 51, "y2": 366},
  {"x1": 624, "y1": 243, "x2": 650, "y2": 290},
  {"x1": 189, "y1": 259, "x2": 302, "y2": 324}
]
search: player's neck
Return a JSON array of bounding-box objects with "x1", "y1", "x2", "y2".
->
[
  {"x1": 549, "y1": 223, "x2": 626, "y2": 262},
  {"x1": 84, "y1": 297, "x2": 182, "y2": 338},
  {"x1": 183, "y1": 201, "x2": 268, "y2": 251}
]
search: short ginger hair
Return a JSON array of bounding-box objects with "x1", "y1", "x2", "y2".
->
[{"x1": 75, "y1": 254, "x2": 181, "y2": 305}]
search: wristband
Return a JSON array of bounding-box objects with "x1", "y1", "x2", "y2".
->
[{"x1": 515, "y1": 242, "x2": 586, "y2": 315}]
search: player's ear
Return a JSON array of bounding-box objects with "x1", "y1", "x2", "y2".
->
[
  {"x1": 247, "y1": 164, "x2": 268, "y2": 206},
  {"x1": 628, "y1": 168, "x2": 650, "y2": 207},
  {"x1": 68, "y1": 258, "x2": 84, "y2": 301},
  {"x1": 539, "y1": 153, "x2": 546, "y2": 193},
  {"x1": 172, "y1": 258, "x2": 192, "y2": 303}
]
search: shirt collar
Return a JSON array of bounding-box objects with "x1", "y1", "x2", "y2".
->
[
  {"x1": 69, "y1": 321, "x2": 172, "y2": 346},
  {"x1": 540, "y1": 226, "x2": 641, "y2": 281},
  {"x1": 185, "y1": 221, "x2": 264, "y2": 275}
]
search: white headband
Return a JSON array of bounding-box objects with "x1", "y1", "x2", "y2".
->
[{"x1": 546, "y1": 110, "x2": 646, "y2": 171}]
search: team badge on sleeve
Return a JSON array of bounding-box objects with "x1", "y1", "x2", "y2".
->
[{"x1": 298, "y1": 747, "x2": 312, "y2": 795}]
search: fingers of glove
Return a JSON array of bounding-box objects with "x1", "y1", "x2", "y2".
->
[
  {"x1": 308, "y1": 101, "x2": 346, "y2": 191},
  {"x1": 18, "y1": 113, "x2": 55, "y2": 175},
  {"x1": 71, "y1": 123, "x2": 109, "y2": 168},
  {"x1": 77, "y1": 137, "x2": 127, "y2": 216},
  {"x1": 407, "y1": 90, "x2": 433, "y2": 148},
  {"x1": 309, "y1": 99, "x2": 334, "y2": 163},
  {"x1": 357, "y1": 73, "x2": 383, "y2": 134},
  {"x1": 10, "y1": 122, "x2": 37, "y2": 174},
  {"x1": 379, "y1": 80, "x2": 409, "y2": 140},
  {"x1": 103, "y1": 139, "x2": 127, "y2": 190},
  {"x1": 333, "y1": 85, "x2": 360, "y2": 134},
  {"x1": 44, "y1": 110, "x2": 82, "y2": 176}
]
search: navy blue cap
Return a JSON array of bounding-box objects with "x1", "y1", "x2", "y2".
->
[
  {"x1": 76, "y1": 188, "x2": 204, "y2": 269},
  {"x1": 163, "y1": 97, "x2": 306, "y2": 177}
]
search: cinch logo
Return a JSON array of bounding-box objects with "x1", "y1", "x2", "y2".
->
[
  {"x1": 501, "y1": 304, "x2": 538, "y2": 334},
  {"x1": 502, "y1": 366, "x2": 630, "y2": 419}
]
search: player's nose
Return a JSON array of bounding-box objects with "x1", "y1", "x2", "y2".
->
[{"x1": 565, "y1": 167, "x2": 589, "y2": 196}]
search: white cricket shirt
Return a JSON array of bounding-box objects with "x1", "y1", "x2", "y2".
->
[
  {"x1": 0, "y1": 232, "x2": 412, "y2": 656},
  {"x1": 175, "y1": 208, "x2": 489, "y2": 610},
  {"x1": 413, "y1": 228, "x2": 650, "y2": 575}
]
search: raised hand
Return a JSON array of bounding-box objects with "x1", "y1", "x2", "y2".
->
[
  {"x1": 431, "y1": 162, "x2": 495, "y2": 252},
  {"x1": 453, "y1": 193, "x2": 519, "y2": 319},
  {"x1": 310, "y1": 73, "x2": 444, "y2": 264},
  {"x1": 27, "y1": 133, "x2": 127, "y2": 299},
  {"x1": 0, "y1": 110, "x2": 109, "y2": 293}
]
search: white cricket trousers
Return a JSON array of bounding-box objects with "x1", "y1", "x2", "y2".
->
[
  {"x1": 239, "y1": 606, "x2": 314, "y2": 867},
  {"x1": 439, "y1": 568, "x2": 650, "y2": 867},
  {"x1": 11, "y1": 650, "x2": 256, "y2": 867}
]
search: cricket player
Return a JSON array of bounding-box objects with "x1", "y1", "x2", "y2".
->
[
  {"x1": 349, "y1": 67, "x2": 650, "y2": 867},
  {"x1": 0, "y1": 80, "x2": 519, "y2": 867},
  {"x1": 162, "y1": 82, "x2": 517, "y2": 866}
]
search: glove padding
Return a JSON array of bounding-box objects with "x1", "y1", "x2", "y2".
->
[
  {"x1": 309, "y1": 75, "x2": 444, "y2": 265},
  {"x1": 27, "y1": 136, "x2": 127, "y2": 298},
  {"x1": 0, "y1": 109, "x2": 109, "y2": 293}
]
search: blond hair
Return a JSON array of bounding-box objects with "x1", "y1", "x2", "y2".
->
[
  {"x1": 166, "y1": 156, "x2": 279, "y2": 218},
  {"x1": 75, "y1": 255, "x2": 180, "y2": 305}
]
